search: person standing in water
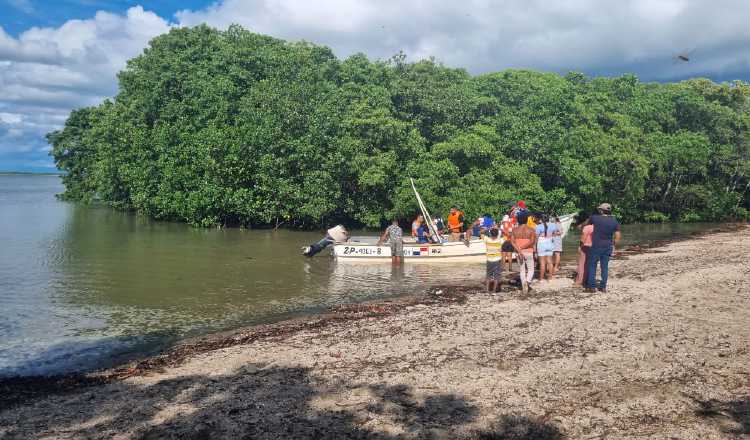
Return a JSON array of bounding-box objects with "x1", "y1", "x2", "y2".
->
[
  {"x1": 511, "y1": 211, "x2": 537, "y2": 294},
  {"x1": 584, "y1": 203, "x2": 621, "y2": 293},
  {"x1": 484, "y1": 228, "x2": 503, "y2": 293},
  {"x1": 378, "y1": 219, "x2": 403, "y2": 265}
]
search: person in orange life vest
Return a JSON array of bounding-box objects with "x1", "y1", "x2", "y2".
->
[{"x1": 446, "y1": 206, "x2": 465, "y2": 242}]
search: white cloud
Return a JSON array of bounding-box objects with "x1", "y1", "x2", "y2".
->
[
  {"x1": 0, "y1": 112, "x2": 22, "y2": 124},
  {"x1": 3, "y1": 0, "x2": 750, "y2": 170},
  {"x1": 0, "y1": 6, "x2": 170, "y2": 167},
  {"x1": 175, "y1": 0, "x2": 750, "y2": 79}
]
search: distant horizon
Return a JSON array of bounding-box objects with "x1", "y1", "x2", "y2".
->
[{"x1": 0, "y1": 170, "x2": 62, "y2": 175}]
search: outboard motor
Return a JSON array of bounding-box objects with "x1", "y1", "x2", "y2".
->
[{"x1": 302, "y1": 225, "x2": 348, "y2": 257}]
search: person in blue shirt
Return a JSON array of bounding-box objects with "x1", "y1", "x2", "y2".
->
[
  {"x1": 482, "y1": 213, "x2": 495, "y2": 231},
  {"x1": 468, "y1": 218, "x2": 483, "y2": 240},
  {"x1": 415, "y1": 221, "x2": 431, "y2": 243},
  {"x1": 584, "y1": 203, "x2": 621, "y2": 293}
]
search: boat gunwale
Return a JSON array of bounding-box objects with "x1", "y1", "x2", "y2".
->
[{"x1": 336, "y1": 239, "x2": 488, "y2": 248}]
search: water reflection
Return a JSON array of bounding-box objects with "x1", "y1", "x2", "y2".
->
[
  {"x1": 52, "y1": 207, "x2": 485, "y2": 337},
  {"x1": 0, "y1": 175, "x2": 721, "y2": 377}
]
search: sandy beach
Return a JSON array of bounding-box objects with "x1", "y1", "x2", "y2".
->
[{"x1": 1, "y1": 226, "x2": 749, "y2": 439}]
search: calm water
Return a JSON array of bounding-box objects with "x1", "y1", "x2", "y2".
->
[{"x1": 0, "y1": 175, "x2": 717, "y2": 377}]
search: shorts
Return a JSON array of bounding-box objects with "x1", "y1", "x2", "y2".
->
[
  {"x1": 389, "y1": 240, "x2": 403, "y2": 257},
  {"x1": 552, "y1": 236, "x2": 563, "y2": 253},
  {"x1": 537, "y1": 238, "x2": 554, "y2": 257},
  {"x1": 486, "y1": 260, "x2": 502, "y2": 280},
  {"x1": 501, "y1": 240, "x2": 514, "y2": 252}
]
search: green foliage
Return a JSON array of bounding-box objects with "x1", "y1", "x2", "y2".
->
[
  {"x1": 643, "y1": 211, "x2": 670, "y2": 223},
  {"x1": 679, "y1": 211, "x2": 703, "y2": 223},
  {"x1": 734, "y1": 207, "x2": 750, "y2": 221},
  {"x1": 50, "y1": 25, "x2": 750, "y2": 228}
]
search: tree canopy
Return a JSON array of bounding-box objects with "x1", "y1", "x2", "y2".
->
[{"x1": 50, "y1": 25, "x2": 750, "y2": 228}]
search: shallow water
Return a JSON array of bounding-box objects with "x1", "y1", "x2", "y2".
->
[{"x1": 0, "y1": 174, "x2": 718, "y2": 377}]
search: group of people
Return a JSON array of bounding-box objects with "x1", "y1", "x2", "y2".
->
[
  {"x1": 402, "y1": 207, "x2": 480, "y2": 244},
  {"x1": 486, "y1": 202, "x2": 621, "y2": 294},
  {"x1": 378, "y1": 200, "x2": 621, "y2": 295},
  {"x1": 483, "y1": 203, "x2": 566, "y2": 294}
]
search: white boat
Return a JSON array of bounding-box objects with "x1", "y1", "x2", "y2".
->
[{"x1": 332, "y1": 178, "x2": 577, "y2": 261}]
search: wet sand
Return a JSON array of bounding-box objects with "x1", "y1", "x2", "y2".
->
[{"x1": 1, "y1": 225, "x2": 749, "y2": 439}]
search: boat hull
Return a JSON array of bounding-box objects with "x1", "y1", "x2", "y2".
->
[
  {"x1": 333, "y1": 239, "x2": 487, "y2": 261},
  {"x1": 332, "y1": 213, "x2": 577, "y2": 262}
]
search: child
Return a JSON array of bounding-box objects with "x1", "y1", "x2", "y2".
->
[{"x1": 484, "y1": 228, "x2": 503, "y2": 293}]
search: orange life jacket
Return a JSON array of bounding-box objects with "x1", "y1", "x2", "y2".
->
[{"x1": 447, "y1": 211, "x2": 464, "y2": 232}]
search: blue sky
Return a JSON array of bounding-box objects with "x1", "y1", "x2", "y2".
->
[
  {"x1": 2, "y1": 0, "x2": 206, "y2": 37},
  {"x1": 2, "y1": 0, "x2": 211, "y2": 172},
  {"x1": 1, "y1": 0, "x2": 750, "y2": 172}
]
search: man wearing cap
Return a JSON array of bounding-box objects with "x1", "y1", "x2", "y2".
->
[
  {"x1": 513, "y1": 200, "x2": 528, "y2": 221},
  {"x1": 585, "y1": 203, "x2": 621, "y2": 293}
]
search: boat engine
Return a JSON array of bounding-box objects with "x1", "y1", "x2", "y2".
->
[{"x1": 302, "y1": 225, "x2": 348, "y2": 257}]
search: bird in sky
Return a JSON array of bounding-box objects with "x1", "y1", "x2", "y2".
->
[{"x1": 675, "y1": 48, "x2": 696, "y2": 63}]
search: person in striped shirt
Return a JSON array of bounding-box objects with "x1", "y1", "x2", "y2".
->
[{"x1": 484, "y1": 228, "x2": 503, "y2": 292}]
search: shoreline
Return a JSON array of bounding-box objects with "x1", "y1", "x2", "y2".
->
[
  {"x1": 0, "y1": 223, "x2": 746, "y2": 410},
  {"x1": 0, "y1": 285, "x2": 475, "y2": 412},
  {"x1": 1, "y1": 223, "x2": 749, "y2": 438}
]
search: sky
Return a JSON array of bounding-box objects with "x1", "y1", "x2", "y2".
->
[{"x1": 1, "y1": 1, "x2": 750, "y2": 172}]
